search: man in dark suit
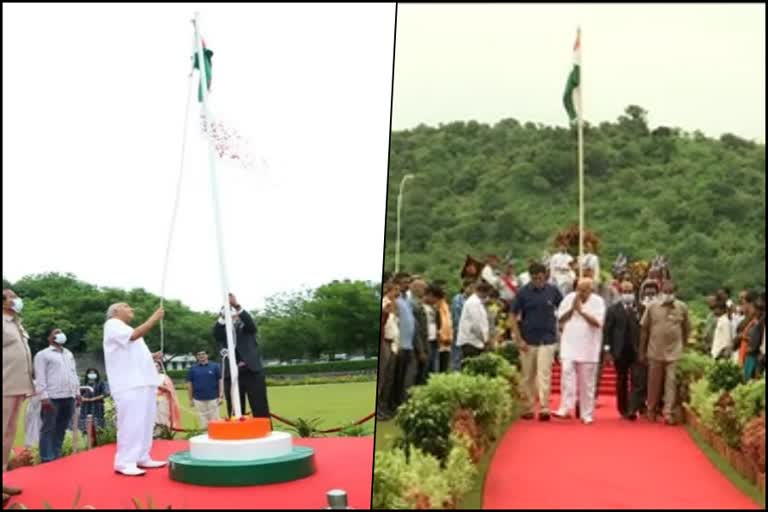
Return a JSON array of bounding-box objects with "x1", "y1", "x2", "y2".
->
[
  {"x1": 603, "y1": 280, "x2": 645, "y2": 420},
  {"x1": 213, "y1": 293, "x2": 270, "y2": 419}
]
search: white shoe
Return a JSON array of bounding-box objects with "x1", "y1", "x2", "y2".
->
[
  {"x1": 582, "y1": 418, "x2": 594, "y2": 425},
  {"x1": 115, "y1": 465, "x2": 146, "y2": 476},
  {"x1": 138, "y1": 459, "x2": 168, "y2": 469}
]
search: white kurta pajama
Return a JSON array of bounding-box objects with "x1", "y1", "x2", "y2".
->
[
  {"x1": 556, "y1": 292, "x2": 606, "y2": 422},
  {"x1": 103, "y1": 318, "x2": 161, "y2": 472},
  {"x1": 549, "y1": 252, "x2": 575, "y2": 295}
]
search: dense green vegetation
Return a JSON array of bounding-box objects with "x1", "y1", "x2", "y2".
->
[
  {"x1": 2, "y1": 273, "x2": 380, "y2": 362},
  {"x1": 385, "y1": 105, "x2": 765, "y2": 299}
]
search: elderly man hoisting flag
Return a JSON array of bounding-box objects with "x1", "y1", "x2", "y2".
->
[{"x1": 103, "y1": 303, "x2": 166, "y2": 476}]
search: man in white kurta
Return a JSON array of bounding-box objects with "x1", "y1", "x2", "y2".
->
[
  {"x1": 103, "y1": 303, "x2": 165, "y2": 476},
  {"x1": 549, "y1": 245, "x2": 575, "y2": 296},
  {"x1": 554, "y1": 278, "x2": 606, "y2": 424}
]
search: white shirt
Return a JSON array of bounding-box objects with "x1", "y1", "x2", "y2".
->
[
  {"x1": 711, "y1": 314, "x2": 733, "y2": 359},
  {"x1": 382, "y1": 297, "x2": 400, "y2": 353},
  {"x1": 425, "y1": 304, "x2": 438, "y2": 341},
  {"x1": 103, "y1": 318, "x2": 159, "y2": 394},
  {"x1": 579, "y1": 253, "x2": 600, "y2": 275},
  {"x1": 382, "y1": 297, "x2": 399, "y2": 340},
  {"x1": 457, "y1": 294, "x2": 489, "y2": 350},
  {"x1": 731, "y1": 313, "x2": 744, "y2": 339},
  {"x1": 481, "y1": 265, "x2": 500, "y2": 289},
  {"x1": 33, "y1": 346, "x2": 80, "y2": 400},
  {"x1": 557, "y1": 292, "x2": 606, "y2": 363},
  {"x1": 550, "y1": 252, "x2": 575, "y2": 286},
  {"x1": 550, "y1": 252, "x2": 573, "y2": 273}
]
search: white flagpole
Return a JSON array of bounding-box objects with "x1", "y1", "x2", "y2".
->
[
  {"x1": 577, "y1": 27, "x2": 584, "y2": 280},
  {"x1": 192, "y1": 12, "x2": 242, "y2": 419}
]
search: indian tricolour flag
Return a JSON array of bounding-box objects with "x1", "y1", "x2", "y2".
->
[
  {"x1": 563, "y1": 28, "x2": 581, "y2": 124},
  {"x1": 193, "y1": 40, "x2": 213, "y2": 102}
]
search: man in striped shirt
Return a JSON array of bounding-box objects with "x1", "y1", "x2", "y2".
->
[{"x1": 33, "y1": 328, "x2": 81, "y2": 463}]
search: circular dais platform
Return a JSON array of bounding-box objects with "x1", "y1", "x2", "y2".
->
[
  {"x1": 169, "y1": 445, "x2": 316, "y2": 486},
  {"x1": 190, "y1": 431, "x2": 292, "y2": 461}
]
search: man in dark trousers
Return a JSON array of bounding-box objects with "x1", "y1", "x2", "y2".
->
[
  {"x1": 213, "y1": 293, "x2": 270, "y2": 419},
  {"x1": 603, "y1": 280, "x2": 645, "y2": 420}
]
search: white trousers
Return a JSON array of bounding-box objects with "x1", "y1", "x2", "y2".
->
[
  {"x1": 558, "y1": 360, "x2": 597, "y2": 421},
  {"x1": 24, "y1": 395, "x2": 42, "y2": 447},
  {"x1": 559, "y1": 359, "x2": 577, "y2": 412},
  {"x1": 113, "y1": 386, "x2": 157, "y2": 470}
]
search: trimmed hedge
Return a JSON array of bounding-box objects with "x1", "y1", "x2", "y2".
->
[{"x1": 165, "y1": 359, "x2": 377, "y2": 380}]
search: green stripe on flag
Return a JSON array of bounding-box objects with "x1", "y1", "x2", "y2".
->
[
  {"x1": 193, "y1": 47, "x2": 214, "y2": 102},
  {"x1": 563, "y1": 64, "x2": 580, "y2": 123}
]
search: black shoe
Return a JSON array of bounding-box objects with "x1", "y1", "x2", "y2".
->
[
  {"x1": 521, "y1": 412, "x2": 535, "y2": 420},
  {"x1": 622, "y1": 413, "x2": 637, "y2": 421},
  {"x1": 538, "y1": 412, "x2": 551, "y2": 422}
]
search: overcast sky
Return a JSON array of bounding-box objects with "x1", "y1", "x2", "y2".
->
[
  {"x1": 393, "y1": 3, "x2": 765, "y2": 141},
  {"x1": 3, "y1": 3, "x2": 395, "y2": 312}
]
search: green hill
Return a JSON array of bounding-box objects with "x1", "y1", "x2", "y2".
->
[{"x1": 384, "y1": 105, "x2": 765, "y2": 299}]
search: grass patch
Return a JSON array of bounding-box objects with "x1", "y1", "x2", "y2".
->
[
  {"x1": 15, "y1": 381, "x2": 376, "y2": 446},
  {"x1": 686, "y1": 426, "x2": 765, "y2": 507}
]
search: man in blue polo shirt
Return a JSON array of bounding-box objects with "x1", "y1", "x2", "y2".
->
[
  {"x1": 186, "y1": 350, "x2": 223, "y2": 428},
  {"x1": 508, "y1": 262, "x2": 563, "y2": 421}
]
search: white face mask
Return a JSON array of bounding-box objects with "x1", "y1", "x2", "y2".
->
[
  {"x1": 659, "y1": 293, "x2": 675, "y2": 304},
  {"x1": 87, "y1": 373, "x2": 97, "y2": 380},
  {"x1": 10, "y1": 298, "x2": 23, "y2": 313},
  {"x1": 621, "y1": 294, "x2": 635, "y2": 305},
  {"x1": 54, "y1": 332, "x2": 67, "y2": 344}
]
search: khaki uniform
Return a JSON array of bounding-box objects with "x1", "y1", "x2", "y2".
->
[
  {"x1": 640, "y1": 301, "x2": 691, "y2": 420},
  {"x1": 3, "y1": 314, "x2": 34, "y2": 471}
]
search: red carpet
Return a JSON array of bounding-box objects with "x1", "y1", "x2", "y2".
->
[
  {"x1": 3, "y1": 437, "x2": 372, "y2": 509},
  {"x1": 551, "y1": 362, "x2": 618, "y2": 396},
  {"x1": 483, "y1": 396, "x2": 760, "y2": 509}
]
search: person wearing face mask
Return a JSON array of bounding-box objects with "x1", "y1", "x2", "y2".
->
[
  {"x1": 639, "y1": 280, "x2": 660, "y2": 313},
  {"x1": 32, "y1": 328, "x2": 81, "y2": 463},
  {"x1": 214, "y1": 293, "x2": 270, "y2": 420},
  {"x1": 602, "y1": 281, "x2": 644, "y2": 420},
  {"x1": 2, "y1": 289, "x2": 34, "y2": 504},
  {"x1": 79, "y1": 368, "x2": 109, "y2": 432},
  {"x1": 638, "y1": 280, "x2": 691, "y2": 425}
]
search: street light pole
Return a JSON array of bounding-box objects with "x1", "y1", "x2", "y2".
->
[{"x1": 395, "y1": 174, "x2": 415, "y2": 273}]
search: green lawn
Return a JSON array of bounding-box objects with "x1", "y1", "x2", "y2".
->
[{"x1": 15, "y1": 382, "x2": 376, "y2": 447}]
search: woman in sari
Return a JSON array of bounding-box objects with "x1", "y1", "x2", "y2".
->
[{"x1": 154, "y1": 362, "x2": 182, "y2": 437}]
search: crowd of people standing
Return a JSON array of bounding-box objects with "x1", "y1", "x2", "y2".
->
[
  {"x1": 377, "y1": 248, "x2": 766, "y2": 427},
  {"x1": 2, "y1": 288, "x2": 269, "y2": 505}
]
